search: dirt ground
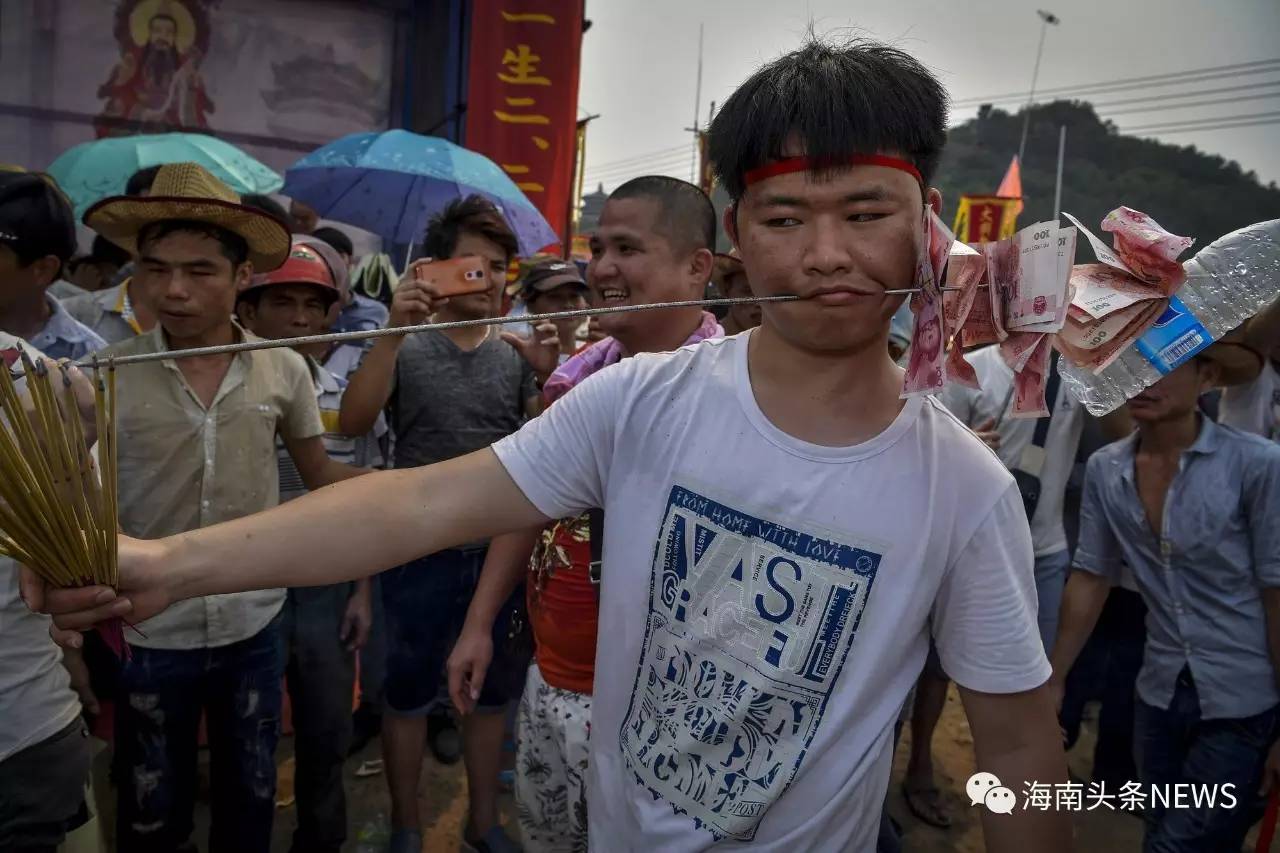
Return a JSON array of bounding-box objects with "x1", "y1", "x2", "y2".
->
[{"x1": 83, "y1": 685, "x2": 1270, "y2": 852}]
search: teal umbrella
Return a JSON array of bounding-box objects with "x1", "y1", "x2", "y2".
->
[{"x1": 48, "y1": 133, "x2": 283, "y2": 218}]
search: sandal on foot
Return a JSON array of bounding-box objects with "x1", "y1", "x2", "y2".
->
[{"x1": 902, "y1": 782, "x2": 953, "y2": 828}]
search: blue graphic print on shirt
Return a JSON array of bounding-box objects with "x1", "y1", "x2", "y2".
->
[{"x1": 620, "y1": 484, "x2": 881, "y2": 842}]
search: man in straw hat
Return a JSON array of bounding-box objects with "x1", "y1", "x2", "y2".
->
[
  {"x1": 1047, "y1": 328, "x2": 1280, "y2": 851},
  {"x1": 82, "y1": 162, "x2": 368, "y2": 853},
  {"x1": 34, "y1": 40, "x2": 1076, "y2": 850}
]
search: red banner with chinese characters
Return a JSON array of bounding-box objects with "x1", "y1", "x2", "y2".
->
[
  {"x1": 465, "y1": 0, "x2": 584, "y2": 251},
  {"x1": 952, "y1": 194, "x2": 1020, "y2": 244}
]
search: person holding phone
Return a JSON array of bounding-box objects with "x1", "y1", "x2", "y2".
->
[{"x1": 339, "y1": 195, "x2": 543, "y2": 853}]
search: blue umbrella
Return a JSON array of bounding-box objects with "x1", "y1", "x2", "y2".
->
[
  {"x1": 48, "y1": 133, "x2": 282, "y2": 219},
  {"x1": 282, "y1": 130, "x2": 558, "y2": 256}
]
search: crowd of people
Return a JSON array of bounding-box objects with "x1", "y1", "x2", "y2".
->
[{"x1": 1, "y1": 36, "x2": 1277, "y2": 853}]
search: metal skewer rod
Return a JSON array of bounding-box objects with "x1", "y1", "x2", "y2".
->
[{"x1": 66, "y1": 287, "x2": 972, "y2": 370}]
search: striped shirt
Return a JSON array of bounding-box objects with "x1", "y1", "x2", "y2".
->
[{"x1": 277, "y1": 354, "x2": 388, "y2": 502}]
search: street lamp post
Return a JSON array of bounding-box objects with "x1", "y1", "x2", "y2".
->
[{"x1": 1017, "y1": 9, "x2": 1061, "y2": 164}]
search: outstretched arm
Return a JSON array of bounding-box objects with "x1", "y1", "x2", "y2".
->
[{"x1": 23, "y1": 448, "x2": 549, "y2": 637}]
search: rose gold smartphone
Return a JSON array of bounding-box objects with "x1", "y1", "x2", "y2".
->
[{"x1": 414, "y1": 256, "x2": 489, "y2": 297}]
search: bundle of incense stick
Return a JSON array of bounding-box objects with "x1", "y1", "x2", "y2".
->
[{"x1": 0, "y1": 353, "x2": 125, "y2": 654}]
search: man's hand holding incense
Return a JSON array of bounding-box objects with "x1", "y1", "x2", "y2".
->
[
  {"x1": 19, "y1": 533, "x2": 172, "y2": 648},
  {"x1": 21, "y1": 452, "x2": 554, "y2": 648}
]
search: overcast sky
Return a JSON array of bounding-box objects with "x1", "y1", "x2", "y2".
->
[{"x1": 576, "y1": 0, "x2": 1280, "y2": 192}]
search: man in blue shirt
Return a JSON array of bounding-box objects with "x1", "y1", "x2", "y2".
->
[
  {"x1": 1049, "y1": 333, "x2": 1280, "y2": 852},
  {"x1": 0, "y1": 172, "x2": 106, "y2": 360}
]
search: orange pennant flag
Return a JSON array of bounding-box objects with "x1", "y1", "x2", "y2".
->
[{"x1": 996, "y1": 156, "x2": 1024, "y2": 215}]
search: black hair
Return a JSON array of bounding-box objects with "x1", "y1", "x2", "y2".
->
[
  {"x1": 423, "y1": 195, "x2": 519, "y2": 264},
  {"x1": 240, "y1": 194, "x2": 297, "y2": 232},
  {"x1": 610, "y1": 176, "x2": 715, "y2": 254},
  {"x1": 708, "y1": 37, "x2": 949, "y2": 199},
  {"x1": 91, "y1": 234, "x2": 131, "y2": 268},
  {"x1": 0, "y1": 172, "x2": 77, "y2": 269},
  {"x1": 125, "y1": 165, "x2": 161, "y2": 196},
  {"x1": 137, "y1": 219, "x2": 250, "y2": 268},
  {"x1": 149, "y1": 13, "x2": 178, "y2": 31},
  {"x1": 312, "y1": 225, "x2": 353, "y2": 257}
]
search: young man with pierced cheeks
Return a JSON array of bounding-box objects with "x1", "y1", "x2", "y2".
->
[{"x1": 31, "y1": 41, "x2": 1069, "y2": 852}]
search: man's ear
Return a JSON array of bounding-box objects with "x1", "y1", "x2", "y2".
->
[
  {"x1": 235, "y1": 300, "x2": 257, "y2": 329},
  {"x1": 722, "y1": 204, "x2": 740, "y2": 250},
  {"x1": 690, "y1": 247, "x2": 714, "y2": 291},
  {"x1": 1197, "y1": 358, "x2": 1222, "y2": 393},
  {"x1": 926, "y1": 188, "x2": 943, "y2": 218},
  {"x1": 31, "y1": 255, "x2": 62, "y2": 289},
  {"x1": 233, "y1": 261, "x2": 254, "y2": 291}
]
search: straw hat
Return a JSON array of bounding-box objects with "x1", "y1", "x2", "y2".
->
[
  {"x1": 84, "y1": 162, "x2": 291, "y2": 271},
  {"x1": 1198, "y1": 325, "x2": 1264, "y2": 387}
]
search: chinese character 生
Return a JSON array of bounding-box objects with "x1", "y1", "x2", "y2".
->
[{"x1": 498, "y1": 44, "x2": 551, "y2": 86}]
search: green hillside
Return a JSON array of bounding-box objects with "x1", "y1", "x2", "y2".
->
[{"x1": 936, "y1": 101, "x2": 1280, "y2": 243}]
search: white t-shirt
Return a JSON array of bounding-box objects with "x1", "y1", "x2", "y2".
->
[
  {"x1": 1220, "y1": 361, "x2": 1279, "y2": 441},
  {"x1": 0, "y1": 333, "x2": 81, "y2": 762},
  {"x1": 493, "y1": 331, "x2": 1049, "y2": 852},
  {"x1": 939, "y1": 345, "x2": 1083, "y2": 558}
]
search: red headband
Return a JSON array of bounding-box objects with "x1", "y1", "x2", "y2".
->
[{"x1": 743, "y1": 154, "x2": 923, "y2": 188}]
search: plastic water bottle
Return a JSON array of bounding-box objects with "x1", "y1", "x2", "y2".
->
[{"x1": 1059, "y1": 218, "x2": 1280, "y2": 415}]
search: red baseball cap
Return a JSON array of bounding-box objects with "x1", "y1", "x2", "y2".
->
[{"x1": 241, "y1": 243, "x2": 340, "y2": 304}]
